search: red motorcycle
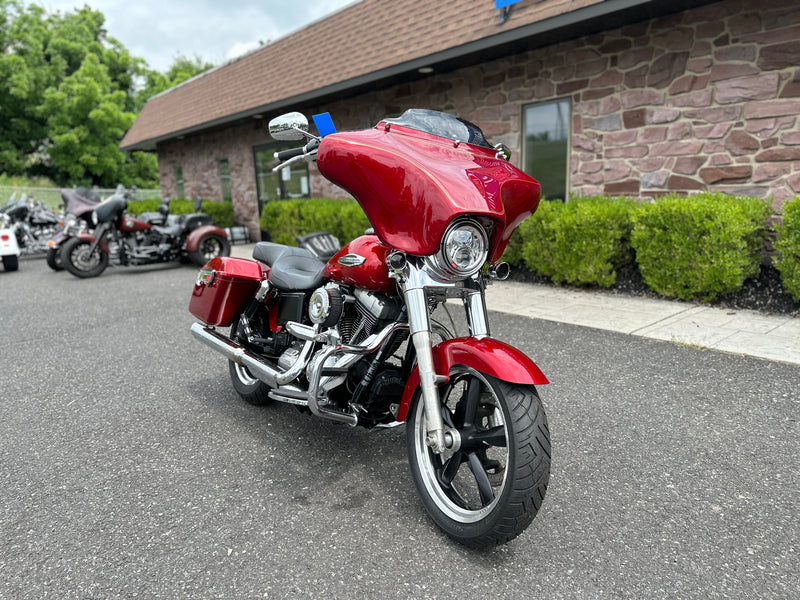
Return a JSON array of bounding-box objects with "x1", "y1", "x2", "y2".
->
[
  {"x1": 189, "y1": 109, "x2": 550, "y2": 548},
  {"x1": 63, "y1": 187, "x2": 230, "y2": 278}
]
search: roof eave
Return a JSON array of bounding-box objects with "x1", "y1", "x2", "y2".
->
[{"x1": 120, "y1": 0, "x2": 719, "y2": 152}]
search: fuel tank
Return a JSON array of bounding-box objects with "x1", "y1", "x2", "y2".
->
[
  {"x1": 119, "y1": 215, "x2": 151, "y2": 233},
  {"x1": 322, "y1": 235, "x2": 395, "y2": 293}
]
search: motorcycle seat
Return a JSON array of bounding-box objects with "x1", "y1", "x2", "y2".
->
[
  {"x1": 253, "y1": 242, "x2": 315, "y2": 267},
  {"x1": 152, "y1": 224, "x2": 183, "y2": 237},
  {"x1": 268, "y1": 252, "x2": 325, "y2": 291}
]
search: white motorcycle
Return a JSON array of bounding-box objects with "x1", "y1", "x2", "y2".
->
[{"x1": 0, "y1": 212, "x2": 21, "y2": 271}]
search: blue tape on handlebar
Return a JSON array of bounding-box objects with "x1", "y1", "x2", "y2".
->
[{"x1": 312, "y1": 113, "x2": 337, "y2": 137}]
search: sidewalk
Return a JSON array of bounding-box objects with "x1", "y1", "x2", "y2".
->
[{"x1": 229, "y1": 243, "x2": 800, "y2": 366}]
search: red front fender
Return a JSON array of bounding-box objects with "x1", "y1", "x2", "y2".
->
[
  {"x1": 396, "y1": 336, "x2": 548, "y2": 422},
  {"x1": 185, "y1": 225, "x2": 228, "y2": 252},
  {"x1": 75, "y1": 232, "x2": 110, "y2": 253}
]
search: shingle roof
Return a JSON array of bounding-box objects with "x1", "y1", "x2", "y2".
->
[{"x1": 120, "y1": 0, "x2": 657, "y2": 150}]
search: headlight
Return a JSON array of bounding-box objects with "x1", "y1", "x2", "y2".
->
[
  {"x1": 91, "y1": 210, "x2": 98, "y2": 226},
  {"x1": 425, "y1": 219, "x2": 488, "y2": 280}
]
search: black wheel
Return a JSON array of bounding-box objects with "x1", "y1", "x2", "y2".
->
[
  {"x1": 62, "y1": 237, "x2": 109, "y2": 278},
  {"x1": 46, "y1": 247, "x2": 64, "y2": 271},
  {"x1": 228, "y1": 317, "x2": 272, "y2": 406},
  {"x1": 2, "y1": 255, "x2": 19, "y2": 272},
  {"x1": 406, "y1": 367, "x2": 550, "y2": 548},
  {"x1": 189, "y1": 234, "x2": 230, "y2": 266}
]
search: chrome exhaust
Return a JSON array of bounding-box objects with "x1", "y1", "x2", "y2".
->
[{"x1": 190, "y1": 322, "x2": 284, "y2": 387}]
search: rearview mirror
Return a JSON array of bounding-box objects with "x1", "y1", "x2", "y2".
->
[{"x1": 269, "y1": 112, "x2": 309, "y2": 141}]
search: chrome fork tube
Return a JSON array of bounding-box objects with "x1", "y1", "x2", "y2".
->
[
  {"x1": 464, "y1": 289, "x2": 490, "y2": 338},
  {"x1": 402, "y1": 267, "x2": 447, "y2": 454}
]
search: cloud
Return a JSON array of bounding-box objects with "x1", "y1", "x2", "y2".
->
[{"x1": 33, "y1": 0, "x2": 355, "y2": 72}]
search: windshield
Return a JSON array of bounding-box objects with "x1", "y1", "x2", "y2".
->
[{"x1": 382, "y1": 109, "x2": 493, "y2": 149}]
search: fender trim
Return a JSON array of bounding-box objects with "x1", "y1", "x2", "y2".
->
[
  {"x1": 185, "y1": 225, "x2": 228, "y2": 252},
  {"x1": 396, "y1": 336, "x2": 548, "y2": 422}
]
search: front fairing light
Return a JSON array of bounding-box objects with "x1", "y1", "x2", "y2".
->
[{"x1": 424, "y1": 219, "x2": 489, "y2": 281}]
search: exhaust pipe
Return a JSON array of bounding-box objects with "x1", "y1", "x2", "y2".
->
[{"x1": 191, "y1": 322, "x2": 283, "y2": 387}]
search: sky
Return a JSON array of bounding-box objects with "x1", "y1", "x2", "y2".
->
[{"x1": 34, "y1": 0, "x2": 357, "y2": 72}]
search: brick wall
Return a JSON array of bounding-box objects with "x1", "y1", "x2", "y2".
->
[{"x1": 158, "y1": 0, "x2": 800, "y2": 236}]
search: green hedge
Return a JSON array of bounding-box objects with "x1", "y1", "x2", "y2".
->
[
  {"x1": 127, "y1": 198, "x2": 235, "y2": 228},
  {"x1": 631, "y1": 192, "x2": 771, "y2": 302},
  {"x1": 774, "y1": 196, "x2": 800, "y2": 300},
  {"x1": 259, "y1": 198, "x2": 370, "y2": 246},
  {"x1": 508, "y1": 196, "x2": 637, "y2": 288}
]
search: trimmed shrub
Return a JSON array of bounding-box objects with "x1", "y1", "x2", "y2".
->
[
  {"x1": 774, "y1": 196, "x2": 800, "y2": 300},
  {"x1": 127, "y1": 199, "x2": 161, "y2": 215},
  {"x1": 517, "y1": 196, "x2": 637, "y2": 287},
  {"x1": 260, "y1": 198, "x2": 370, "y2": 246},
  {"x1": 200, "y1": 200, "x2": 235, "y2": 228},
  {"x1": 630, "y1": 192, "x2": 771, "y2": 302},
  {"x1": 128, "y1": 198, "x2": 235, "y2": 228}
]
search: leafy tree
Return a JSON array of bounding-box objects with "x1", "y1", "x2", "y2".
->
[{"x1": 0, "y1": 2, "x2": 209, "y2": 187}]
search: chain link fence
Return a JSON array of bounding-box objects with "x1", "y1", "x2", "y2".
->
[{"x1": 0, "y1": 186, "x2": 163, "y2": 211}]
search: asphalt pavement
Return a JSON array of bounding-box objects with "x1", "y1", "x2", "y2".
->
[{"x1": 1, "y1": 253, "x2": 797, "y2": 599}]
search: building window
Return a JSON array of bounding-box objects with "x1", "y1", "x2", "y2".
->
[
  {"x1": 253, "y1": 144, "x2": 310, "y2": 213},
  {"x1": 174, "y1": 165, "x2": 185, "y2": 199},
  {"x1": 217, "y1": 158, "x2": 232, "y2": 202},
  {"x1": 523, "y1": 99, "x2": 570, "y2": 201}
]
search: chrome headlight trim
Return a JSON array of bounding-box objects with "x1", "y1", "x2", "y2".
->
[{"x1": 424, "y1": 219, "x2": 488, "y2": 281}]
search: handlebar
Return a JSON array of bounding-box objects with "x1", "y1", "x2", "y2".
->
[
  {"x1": 276, "y1": 147, "x2": 306, "y2": 162},
  {"x1": 273, "y1": 138, "x2": 321, "y2": 172}
]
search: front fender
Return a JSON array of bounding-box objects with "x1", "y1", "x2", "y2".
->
[
  {"x1": 396, "y1": 336, "x2": 548, "y2": 422},
  {"x1": 75, "y1": 231, "x2": 109, "y2": 253},
  {"x1": 185, "y1": 225, "x2": 228, "y2": 252}
]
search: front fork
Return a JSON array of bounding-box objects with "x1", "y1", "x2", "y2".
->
[{"x1": 400, "y1": 262, "x2": 489, "y2": 454}]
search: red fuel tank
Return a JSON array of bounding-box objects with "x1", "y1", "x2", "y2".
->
[
  {"x1": 322, "y1": 235, "x2": 395, "y2": 293},
  {"x1": 118, "y1": 215, "x2": 151, "y2": 233}
]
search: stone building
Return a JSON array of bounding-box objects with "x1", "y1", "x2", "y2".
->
[{"x1": 121, "y1": 0, "x2": 800, "y2": 239}]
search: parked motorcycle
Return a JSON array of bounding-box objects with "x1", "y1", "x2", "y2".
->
[
  {"x1": 46, "y1": 187, "x2": 102, "y2": 271},
  {"x1": 0, "y1": 211, "x2": 21, "y2": 271},
  {"x1": 188, "y1": 109, "x2": 550, "y2": 548},
  {"x1": 62, "y1": 187, "x2": 231, "y2": 278},
  {"x1": 1, "y1": 193, "x2": 61, "y2": 255}
]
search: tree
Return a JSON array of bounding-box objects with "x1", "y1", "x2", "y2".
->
[{"x1": 0, "y1": 2, "x2": 208, "y2": 187}]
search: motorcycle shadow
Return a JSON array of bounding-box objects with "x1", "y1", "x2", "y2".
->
[{"x1": 186, "y1": 374, "x2": 417, "y2": 513}]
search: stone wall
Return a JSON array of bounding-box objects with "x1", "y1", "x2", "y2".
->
[{"x1": 159, "y1": 0, "x2": 800, "y2": 236}]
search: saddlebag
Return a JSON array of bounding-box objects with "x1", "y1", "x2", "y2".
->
[{"x1": 189, "y1": 256, "x2": 265, "y2": 326}]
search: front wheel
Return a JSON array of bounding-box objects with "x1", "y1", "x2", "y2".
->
[
  {"x1": 406, "y1": 367, "x2": 550, "y2": 548},
  {"x1": 63, "y1": 237, "x2": 109, "y2": 278},
  {"x1": 46, "y1": 247, "x2": 64, "y2": 271},
  {"x1": 189, "y1": 234, "x2": 230, "y2": 266}
]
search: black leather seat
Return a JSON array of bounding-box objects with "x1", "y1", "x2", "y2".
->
[
  {"x1": 268, "y1": 252, "x2": 325, "y2": 291},
  {"x1": 253, "y1": 242, "x2": 314, "y2": 266}
]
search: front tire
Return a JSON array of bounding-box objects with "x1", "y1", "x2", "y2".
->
[
  {"x1": 63, "y1": 237, "x2": 109, "y2": 278},
  {"x1": 406, "y1": 367, "x2": 550, "y2": 548},
  {"x1": 46, "y1": 247, "x2": 64, "y2": 271},
  {"x1": 189, "y1": 234, "x2": 230, "y2": 266}
]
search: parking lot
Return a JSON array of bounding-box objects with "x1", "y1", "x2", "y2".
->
[{"x1": 1, "y1": 255, "x2": 798, "y2": 599}]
